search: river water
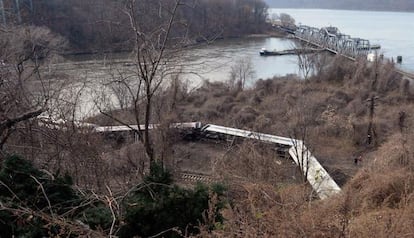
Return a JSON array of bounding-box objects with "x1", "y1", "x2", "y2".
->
[
  {"x1": 179, "y1": 37, "x2": 299, "y2": 86},
  {"x1": 54, "y1": 8, "x2": 414, "y2": 119}
]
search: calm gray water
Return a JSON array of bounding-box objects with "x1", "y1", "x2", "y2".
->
[{"x1": 180, "y1": 37, "x2": 298, "y2": 87}]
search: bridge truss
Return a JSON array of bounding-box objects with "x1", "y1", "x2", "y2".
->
[{"x1": 295, "y1": 25, "x2": 373, "y2": 58}]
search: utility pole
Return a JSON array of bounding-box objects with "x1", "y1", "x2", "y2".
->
[
  {"x1": 0, "y1": 0, "x2": 6, "y2": 26},
  {"x1": 366, "y1": 96, "x2": 379, "y2": 145}
]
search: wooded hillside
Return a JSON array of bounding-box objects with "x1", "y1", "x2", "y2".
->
[{"x1": 24, "y1": 0, "x2": 267, "y2": 52}]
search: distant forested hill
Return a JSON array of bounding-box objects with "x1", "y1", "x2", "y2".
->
[
  {"x1": 265, "y1": 0, "x2": 414, "y2": 11},
  {"x1": 24, "y1": 0, "x2": 269, "y2": 52}
]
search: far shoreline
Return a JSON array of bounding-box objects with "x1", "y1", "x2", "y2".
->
[{"x1": 62, "y1": 33, "x2": 287, "y2": 60}]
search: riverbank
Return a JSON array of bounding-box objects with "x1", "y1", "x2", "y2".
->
[{"x1": 61, "y1": 31, "x2": 286, "y2": 60}]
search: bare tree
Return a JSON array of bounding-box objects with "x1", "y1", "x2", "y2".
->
[
  {"x1": 287, "y1": 92, "x2": 315, "y2": 183},
  {"x1": 290, "y1": 132, "x2": 311, "y2": 184},
  {"x1": 297, "y1": 51, "x2": 317, "y2": 81},
  {"x1": 0, "y1": 25, "x2": 66, "y2": 151},
  {"x1": 278, "y1": 13, "x2": 296, "y2": 29},
  {"x1": 97, "y1": 0, "x2": 193, "y2": 167},
  {"x1": 229, "y1": 58, "x2": 256, "y2": 90}
]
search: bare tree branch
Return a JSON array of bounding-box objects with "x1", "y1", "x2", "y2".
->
[
  {"x1": 30, "y1": 175, "x2": 54, "y2": 216},
  {"x1": 0, "y1": 109, "x2": 43, "y2": 132}
]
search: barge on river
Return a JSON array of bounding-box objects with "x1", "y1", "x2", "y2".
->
[{"x1": 259, "y1": 48, "x2": 323, "y2": 56}]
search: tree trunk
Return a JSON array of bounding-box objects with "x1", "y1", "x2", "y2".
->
[{"x1": 144, "y1": 83, "x2": 154, "y2": 162}]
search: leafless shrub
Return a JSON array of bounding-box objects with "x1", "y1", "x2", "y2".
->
[
  {"x1": 101, "y1": 142, "x2": 148, "y2": 191},
  {"x1": 232, "y1": 106, "x2": 258, "y2": 127},
  {"x1": 375, "y1": 63, "x2": 401, "y2": 94},
  {"x1": 253, "y1": 114, "x2": 272, "y2": 132},
  {"x1": 344, "y1": 97, "x2": 367, "y2": 117},
  {"x1": 320, "y1": 55, "x2": 358, "y2": 82},
  {"x1": 399, "y1": 78, "x2": 411, "y2": 97},
  {"x1": 0, "y1": 25, "x2": 67, "y2": 151},
  {"x1": 234, "y1": 92, "x2": 248, "y2": 103},
  {"x1": 215, "y1": 141, "x2": 298, "y2": 185},
  {"x1": 228, "y1": 58, "x2": 255, "y2": 90},
  {"x1": 191, "y1": 95, "x2": 208, "y2": 107},
  {"x1": 254, "y1": 78, "x2": 274, "y2": 96},
  {"x1": 319, "y1": 105, "x2": 354, "y2": 138}
]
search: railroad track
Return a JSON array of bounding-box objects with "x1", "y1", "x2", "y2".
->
[
  {"x1": 395, "y1": 69, "x2": 414, "y2": 81},
  {"x1": 175, "y1": 172, "x2": 216, "y2": 183}
]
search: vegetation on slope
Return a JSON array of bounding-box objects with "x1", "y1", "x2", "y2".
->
[
  {"x1": 0, "y1": 155, "x2": 226, "y2": 237},
  {"x1": 173, "y1": 55, "x2": 413, "y2": 181},
  {"x1": 82, "y1": 52, "x2": 414, "y2": 237},
  {"x1": 176, "y1": 55, "x2": 414, "y2": 237},
  {"x1": 2, "y1": 44, "x2": 414, "y2": 238}
]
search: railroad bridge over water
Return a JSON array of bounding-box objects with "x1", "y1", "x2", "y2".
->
[
  {"x1": 281, "y1": 24, "x2": 414, "y2": 80},
  {"x1": 287, "y1": 25, "x2": 381, "y2": 60}
]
